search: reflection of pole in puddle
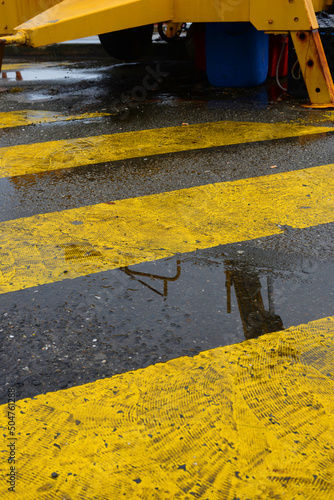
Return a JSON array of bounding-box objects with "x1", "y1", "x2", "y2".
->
[
  {"x1": 1, "y1": 71, "x2": 23, "y2": 80},
  {"x1": 0, "y1": 43, "x2": 4, "y2": 73},
  {"x1": 225, "y1": 266, "x2": 283, "y2": 340},
  {"x1": 120, "y1": 259, "x2": 181, "y2": 299},
  {"x1": 267, "y1": 275, "x2": 275, "y2": 315}
]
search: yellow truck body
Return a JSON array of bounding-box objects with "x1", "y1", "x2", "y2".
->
[{"x1": 1, "y1": 0, "x2": 334, "y2": 105}]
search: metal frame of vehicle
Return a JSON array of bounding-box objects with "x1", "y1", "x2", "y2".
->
[{"x1": 1, "y1": 0, "x2": 334, "y2": 106}]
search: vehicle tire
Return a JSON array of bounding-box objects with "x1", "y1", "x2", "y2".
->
[{"x1": 99, "y1": 24, "x2": 154, "y2": 61}]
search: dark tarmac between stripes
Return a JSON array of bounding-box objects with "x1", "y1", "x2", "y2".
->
[{"x1": 0, "y1": 44, "x2": 334, "y2": 403}]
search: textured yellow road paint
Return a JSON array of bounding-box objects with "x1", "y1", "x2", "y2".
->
[
  {"x1": 0, "y1": 316, "x2": 333, "y2": 499},
  {"x1": 0, "y1": 110, "x2": 112, "y2": 129},
  {"x1": 0, "y1": 163, "x2": 334, "y2": 295},
  {"x1": 300, "y1": 110, "x2": 334, "y2": 123},
  {"x1": 0, "y1": 121, "x2": 333, "y2": 178}
]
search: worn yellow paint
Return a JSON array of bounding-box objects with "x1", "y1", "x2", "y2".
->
[
  {"x1": 291, "y1": 30, "x2": 334, "y2": 106},
  {"x1": 1, "y1": 62, "x2": 70, "y2": 71},
  {"x1": 297, "y1": 109, "x2": 334, "y2": 123},
  {"x1": 0, "y1": 110, "x2": 112, "y2": 129},
  {"x1": 250, "y1": 0, "x2": 317, "y2": 31},
  {"x1": 0, "y1": 163, "x2": 334, "y2": 294},
  {"x1": 0, "y1": 121, "x2": 333, "y2": 178},
  {"x1": 0, "y1": 315, "x2": 333, "y2": 498}
]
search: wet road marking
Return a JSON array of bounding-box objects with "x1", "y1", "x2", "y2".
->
[
  {"x1": 0, "y1": 163, "x2": 333, "y2": 294},
  {"x1": 1, "y1": 62, "x2": 71, "y2": 71},
  {"x1": 0, "y1": 120, "x2": 333, "y2": 178},
  {"x1": 0, "y1": 110, "x2": 112, "y2": 129},
  {"x1": 0, "y1": 315, "x2": 333, "y2": 499}
]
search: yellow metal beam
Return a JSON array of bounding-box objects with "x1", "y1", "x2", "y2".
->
[
  {"x1": 2, "y1": 0, "x2": 332, "y2": 46},
  {"x1": 0, "y1": 0, "x2": 62, "y2": 36},
  {"x1": 172, "y1": 0, "x2": 250, "y2": 23},
  {"x1": 2, "y1": 0, "x2": 334, "y2": 42},
  {"x1": 313, "y1": 0, "x2": 333, "y2": 10},
  {"x1": 251, "y1": 0, "x2": 318, "y2": 31},
  {"x1": 1, "y1": 0, "x2": 334, "y2": 107},
  {"x1": 291, "y1": 30, "x2": 334, "y2": 105},
  {"x1": 251, "y1": 0, "x2": 334, "y2": 107},
  {"x1": 3, "y1": 0, "x2": 173, "y2": 47}
]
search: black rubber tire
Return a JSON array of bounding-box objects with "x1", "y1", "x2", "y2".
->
[{"x1": 98, "y1": 24, "x2": 154, "y2": 61}]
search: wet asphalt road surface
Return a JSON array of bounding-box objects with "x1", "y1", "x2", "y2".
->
[{"x1": 0, "y1": 44, "x2": 334, "y2": 403}]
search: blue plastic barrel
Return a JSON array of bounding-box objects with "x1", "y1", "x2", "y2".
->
[{"x1": 206, "y1": 22, "x2": 269, "y2": 87}]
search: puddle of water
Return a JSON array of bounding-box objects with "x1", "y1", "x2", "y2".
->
[
  {"x1": 112, "y1": 249, "x2": 334, "y2": 348},
  {"x1": 1, "y1": 66, "x2": 103, "y2": 82},
  {"x1": 1, "y1": 241, "x2": 332, "y2": 401},
  {"x1": 2, "y1": 62, "x2": 71, "y2": 71}
]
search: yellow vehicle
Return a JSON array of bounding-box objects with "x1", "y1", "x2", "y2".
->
[{"x1": 1, "y1": 0, "x2": 334, "y2": 106}]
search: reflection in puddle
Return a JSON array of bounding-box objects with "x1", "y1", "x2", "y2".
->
[
  {"x1": 1, "y1": 66, "x2": 102, "y2": 82},
  {"x1": 119, "y1": 256, "x2": 288, "y2": 342},
  {"x1": 121, "y1": 260, "x2": 181, "y2": 298},
  {"x1": 2, "y1": 71, "x2": 22, "y2": 81},
  {"x1": 111, "y1": 247, "x2": 333, "y2": 349},
  {"x1": 44, "y1": 238, "x2": 331, "y2": 346},
  {"x1": 225, "y1": 265, "x2": 283, "y2": 340},
  {"x1": 1, "y1": 242, "x2": 332, "y2": 401}
]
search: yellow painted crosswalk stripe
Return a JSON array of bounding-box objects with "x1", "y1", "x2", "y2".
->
[
  {"x1": 1, "y1": 315, "x2": 333, "y2": 499},
  {"x1": 0, "y1": 163, "x2": 333, "y2": 294},
  {"x1": 0, "y1": 110, "x2": 112, "y2": 129},
  {"x1": 0, "y1": 120, "x2": 333, "y2": 178}
]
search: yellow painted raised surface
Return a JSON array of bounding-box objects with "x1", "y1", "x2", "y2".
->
[
  {"x1": 0, "y1": 121, "x2": 333, "y2": 178},
  {"x1": 0, "y1": 315, "x2": 333, "y2": 498},
  {"x1": 0, "y1": 110, "x2": 111, "y2": 129},
  {"x1": 0, "y1": 163, "x2": 333, "y2": 294}
]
